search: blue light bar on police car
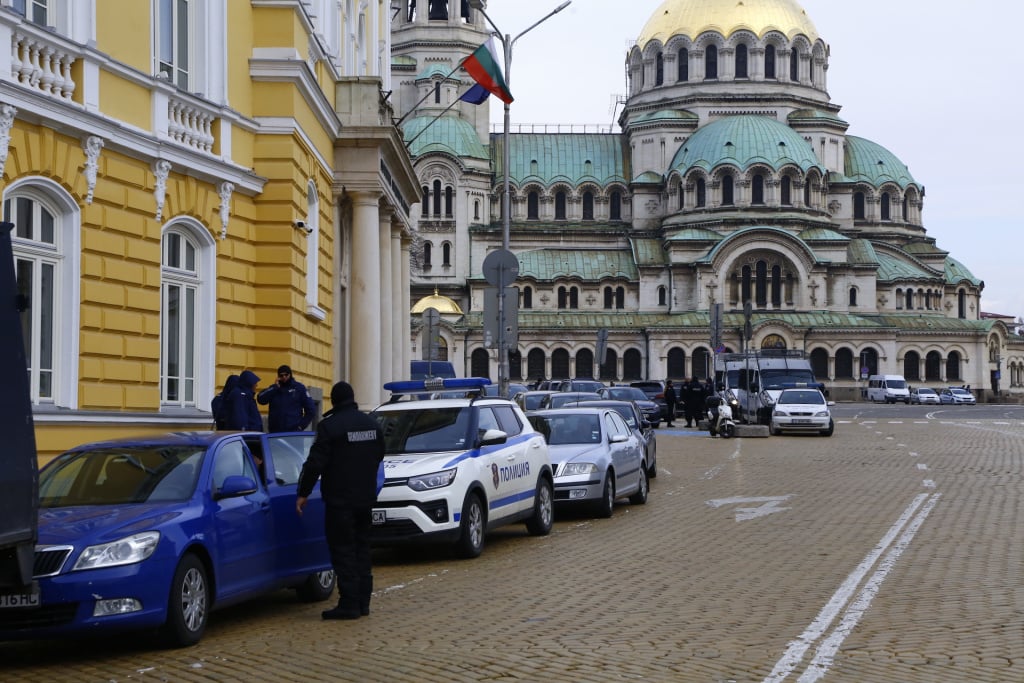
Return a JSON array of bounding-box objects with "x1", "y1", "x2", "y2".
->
[{"x1": 383, "y1": 377, "x2": 492, "y2": 394}]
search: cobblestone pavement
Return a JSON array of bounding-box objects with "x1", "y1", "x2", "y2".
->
[{"x1": 4, "y1": 412, "x2": 1024, "y2": 682}]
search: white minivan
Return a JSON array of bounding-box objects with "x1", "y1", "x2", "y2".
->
[{"x1": 866, "y1": 375, "x2": 911, "y2": 404}]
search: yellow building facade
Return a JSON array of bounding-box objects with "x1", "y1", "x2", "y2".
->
[{"x1": 1, "y1": 0, "x2": 418, "y2": 462}]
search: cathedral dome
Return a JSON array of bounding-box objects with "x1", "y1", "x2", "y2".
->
[
  {"x1": 637, "y1": 0, "x2": 818, "y2": 48},
  {"x1": 843, "y1": 135, "x2": 917, "y2": 189},
  {"x1": 669, "y1": 114, "x2": 821, "y2": 175},
  {"x1": 411, "y1": 290, "x2": 463, "y2": 315}
]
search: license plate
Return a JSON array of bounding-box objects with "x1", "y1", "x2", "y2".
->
[
  {"x1": 0, "y1": 592, "x2": 40, "y2": 609},
  {"x1": 372, "y1": 510, "x2": 386, "y2": 525},
  {"x1": 792, "y1": 419, "x2": 811, "y2": 424}
]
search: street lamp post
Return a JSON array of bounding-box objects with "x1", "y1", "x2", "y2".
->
[{"x1": 470, "y1": 0, "x2": 571, "y2": 397}]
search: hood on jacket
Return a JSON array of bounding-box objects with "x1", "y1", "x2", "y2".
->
[
  {"x1": 221, "y1": 374, "x2": 239, "y2": 395},
  {"x1": 239, "y1": 370, "x2": 260, "y2": 390}
]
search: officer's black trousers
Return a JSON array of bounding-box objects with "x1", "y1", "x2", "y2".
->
[{"x1": 324, "y1": 505, "x2": 373, "y2": 611}]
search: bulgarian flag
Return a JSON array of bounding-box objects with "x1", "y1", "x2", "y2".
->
[{"x1": 462, "y1": 39, "x2": 513, "y2": 104}]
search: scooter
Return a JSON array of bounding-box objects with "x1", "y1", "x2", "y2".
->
[{"x1": 706, "y1": 395, "x2": 736, "y2": 438}]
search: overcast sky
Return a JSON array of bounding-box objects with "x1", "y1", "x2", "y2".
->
[{"x1": 478, "y1": 0, "x2": 1024, "y2": 320}]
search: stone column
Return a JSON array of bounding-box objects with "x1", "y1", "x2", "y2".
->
[
  {"x1": 379, "y1": 209, "x2": 393, "y2": 388},
  {"x1": 401, "y1": 234, "x2": 413, "y2": 377},
  {"x1": 350, "y1": 191, "x2": 383, "y2": 404},
  {"x1": 391, "y1": 223, "x2": 404, "y2": 382}
]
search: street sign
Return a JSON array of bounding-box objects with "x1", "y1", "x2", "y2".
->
[
  {"x1": 710, "y1": 303, "x2": 722, "y2": 348},
  {"x1": 596, "y1": 328, "x2": 609, "y2": 364},
  {"x1": 422, "y1": 307, "x2": 441, "y2": 361},
  {"x1": 482, "y1": 249, "x2": 519, "y2": 287},
  {"x1": 483, "y1": 287, "x2": 518, "y2": 347}
]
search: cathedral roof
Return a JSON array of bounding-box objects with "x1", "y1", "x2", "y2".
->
[
  {"x1": 492, "y1": 133, "x2": 628, "y2": 187},
  {"x1": 411, "y1": 291, "x2": 463, "y2": 314},
  {"x1": 798, "y1": 227, "x2": 849, "y2": 241},
  {"x1": 847, "y1": 238, "x2": 879, "y2": 265},
  {"x1": 875, "y1": 251, "x2": 937, "y2": 282},
  {"x1": 516, "y1": 249, "x2": 638, "y2": 281},
  {"x1": 668, "y1": 115, "x2": 823, "y2": 175},
  {"x1": 842, "y1": 135, "x2": 917, "y2": 188},
  {"x1": 637, "y1": 0, "x2": 818, "y2": 48},
  {"x1": 404, "y1": 116, "x2": 490, "y2": 160},
  {"x1": 945, "y1": 257, "x2": 982, "y2": 286}
]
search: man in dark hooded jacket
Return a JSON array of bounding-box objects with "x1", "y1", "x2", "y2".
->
[
  {"x1": 296, "y1": 381, "x2": 384, "y2": 620},
  {"x1": 225, "y1": 370, "x2": 263, "y2": 431},
  {"x1": 211, "y1": 374, "x2": 239, "y2": 430}
]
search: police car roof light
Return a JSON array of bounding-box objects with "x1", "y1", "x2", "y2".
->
[{"x1": 383, "y1": 377, "x2": 492, "y2": 394}]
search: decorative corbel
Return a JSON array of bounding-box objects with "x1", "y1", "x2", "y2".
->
[
  {"x1": 0, "y1": 104, "x2": 18, "y2": 179},
  {"x1": 152, "y1": 159, "x2": 171, "y2": 222},
  {"x1": 218, "y1": 181, "x2": 234, "y2": 240},
  {"x1": 82, "y1": 135, "x2": 104, "y2": 204}
]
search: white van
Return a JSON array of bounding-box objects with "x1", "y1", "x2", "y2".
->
[{"x1": 866, "y1": 375, "x2": 910, "y2": 404}]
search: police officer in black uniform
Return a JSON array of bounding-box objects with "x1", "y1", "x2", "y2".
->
[
  {"x1": 257, "y1": 364, "x2": 317, "y2": 432},
  {"x1": 296, "y1": 381, "x2": 385, "y2": 620}
]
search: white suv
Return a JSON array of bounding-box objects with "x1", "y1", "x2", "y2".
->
[{"x1": 370, "y1": 379, "x2": 554, "y2": 558}]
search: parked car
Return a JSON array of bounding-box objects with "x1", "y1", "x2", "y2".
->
[
  {"x1": 515, "y1": 390, "x2": 558, "y2": 412},
  {"x1": 539, "y1": 391, "x2": 603, "y2": 409},
  {"x1": 557, "y1": 379, "x2": 605, "y2": 393},
  {"x1": 629, "y1": 380, "x2": 675, "y2": 422},
  {"x1": 482, "y1": 382, "x2": 529, "y2": 399},
  {"x1": 909, "y1": 387, "x2": 940, "y2": 405},
  {"x1": 597, "y1": 386, "x2": 663, "y2": 428},
  {"x1": 370, "y1": 378, "x2": 554, "y2": 558},
  {"x1": 769, "y1": 388, "x2": 835, "y2": 436},
  {"x1": 562, "y1": 399, "x2": 657, "y2": 478},
  {"x1": 1, "y1": 431, "x2": 334, "y2": 646},
  {"x1": 527, "y1": 407, "x2": 648, "y2": 517},
  {"x1": 938, "y1": 387, "x2": 976, "y2": 405}
]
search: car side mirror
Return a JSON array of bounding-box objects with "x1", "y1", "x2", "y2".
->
[
  {"x1": 215, "y1": 475, "x2": 259, "y2": 499},
  {"x1": 478, "y1": 428, "x2": 508, "y2": 447},
  {"x1": 609, "y1": 433, "x2": 629, "y2": 444}
]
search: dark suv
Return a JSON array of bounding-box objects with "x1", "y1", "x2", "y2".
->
[{"x1": 629, "y1": 380, "x2": 675, "y2": 422}]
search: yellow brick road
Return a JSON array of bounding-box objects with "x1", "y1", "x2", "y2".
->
[{"x1": 4, "y1": 412, "x2": 1023, "y2": 682}]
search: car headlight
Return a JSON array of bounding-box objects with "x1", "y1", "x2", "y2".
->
[
  {"x1": 73, "y1": 531, "x2": 160, "y2": 571},
  {"x1": 773, "y1": 410, "x2": 788, "y2": 417},
  {"x1": 814, "y1": 410, "x2": 830, "y2": 417},
  {"x1": 407, "y1": 468, "x2": 457, "y2": 491},
  {"x1": 559, "y1": 462, "x2": 598, "y2": 476}
]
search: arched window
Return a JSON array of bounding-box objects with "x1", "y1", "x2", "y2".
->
[
  {"x1": 735, "y1": 44, "x2": 748, "y2": 78},
  {"x1": 442, "y1": 242, "x2": 451, "y2": 267},
  {"x1": 771, "y1": 265, "x2": 782, "y2": 307},
  {"x1": 569, "y1": 286, "x2": 579, "y2": 309},
  {"x1": 575, "y1": 348, "x2": 595, "y2": 379},
  {"x1": 667, "y1": 348, "x2": 686, "y2": 378},
  {"x1": 804, "y1": 180, "x2": 811, "y2": 207},
  {"x1": 551, "y1": 348, "x2": 571, "y2": 379},
  {"x1": 558, "y1": 286, "x2": 567, "y2": 309},
  {"x1": 696, "y1": 178, "x2": 706, "y2": 207},
  {"x1": 810, "y1": 348, "x2": 829, "y2": 379},
  {"x1": 582, "y1": 191, "x2": 594, "y2": 220},
  {"x1": 4, "y1": 187, "x2": 80, "y2": 407},
  {"x1": 751, "y1": 174, "x2": 764, "y2": 205},
  {"x1": 692, "y1": 347, "x2": 711, "y2": 379},
  {"x1": 522, "y1": 286, "x2": 533, "y2": 309},
  {"x1": 861, "y1": 348, "x2": 879, "y2": 377},
  {"x1": 432, "y1": 179, "x2": 442, "y2": 216},
  {"x1": 421, "y1": 185, "x2": 429, "y2": 216},
  {"x1": 906, "y1": 288, "x2": 914, "y2": 310},
  {"x1": 470, "y1": 348, "x2": 490, "y2": 379},
  {"x1": 623, "y1": 349, "x2": 643, "y2": 380},
  {"x1": 853, "y1": 192, "x2": 865, "y2": 219},
  {"x1": 925, "y1": 351, "x2": 942, "y2": 381},
  {"x1": 555, "y1": 191, "x2": 567, "y2": 220},
  {"x1": 473, "y1": 199, "x2": 480, "y2": 221},
  {"x1": 444, "y1": 186, "x2": 453, "y2": 217},
  {"x1": 895, "y1": 288, "x2": 903, "y2": 310},
  {"x1": 604, "y1": 286, "x2": 614, "y2": 309},
  {"x1": 902, "y1": 195, "x2": 908, "y2": 222},
  {"x1": 781, "y1": 176, "x2": 792, "y2": 205},
  {"x1": 880, "y1": 192, "x2": 890, "y2": 221},
  {"x1": 755, "y1": 260, "x2": 767, "y2": 307},
  {"x1": 615, "y1": 286, "x2": 624, "y2": 309},
  {"x1": 958, "y1": 289, "x2": 966, "y2": 318},
  {"x1": 849, "y1": 287, "x2": 858, "y2": 306},
  {"x1": 655, "y1": 52, "x2": 664, "y2": 86},
  {"x1": 658, "y1": 286, "x2": 667, "y2": 306},
  {"x1": 508, "y1": 349, "x2": 522, "y2": 380},
  {"x1": 600, "y1": 349, "x2": 618, "y2": 381},
  {"x1": 835, "y1": 348, "x2": 854, "y2": 379},
  {"x1": 610, "y1": 191, "x2": 622, "y2": 220},
  {"x1": 765, "y1": 45, "x2": 776, "y2": 79},
  {"x1": 741, "y1": 265, "x2": 752, "y2": 304},
  {"x1": 677, "y1": 48, "x2": 688, "y2": 81},
  {"x1": 527, "y1": 191, "x2": 539, "y2": 220},
  {"x1": 903, "y1": 351, "x2": 920, "y2": 381},
  {"x1": 789, "y1": 48, "x2": 799, "y2": 81},
  {"x1": 705, "y1": 45, "x2": 718, "y2": 79},
  {"x1": 161, "y1": 222, "x2": 215, "y2": 408},
  {"x1": 434, "y1": 82, "x2": 440, "y2": 103},
  {"x1": 422, "y1": 241, "x2": 432, "y2": 267},
  {"x1": 527, "y1": 348, "x2": 546, "y2": 382},
  {"x1": 721, "y1": 175, "x2": 734, "y2": 205},
  {"x1": 946, "y1": 351, "x2": 962, "y2": 381}
]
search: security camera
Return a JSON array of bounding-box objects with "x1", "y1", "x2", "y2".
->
[{"x1": 293, "y1": 219, "x2": 312, "y2": 234}]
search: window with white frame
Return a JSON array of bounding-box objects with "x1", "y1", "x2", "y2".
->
[
  {"x1": 161, "y1": 226, "x2": 202, "y2": 406},
  {"x1": 4, "y1": 184, "x2": 79, "y2": 408},
  {"x1": 305, "y1": 181, "x2": 324, "y2": 318},
  {"x1": 157, "y1": 0, "x2": 191, "y2": 89},
  {"x1": 153, "y1": 0, "x2": 226, "y2": 102},
  {"x1": 12, "y1": 0, "x2": 49, "y2": 24}
]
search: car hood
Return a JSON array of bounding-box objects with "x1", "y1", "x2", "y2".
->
[
  {"x1": 383, "y1": 449, "x2": 478, "y2": 475},
  {"x1": 775, "y1": 402, "x2": 828, "y2": 412},
  {"x1": 548, "y1": 443, "x2": 604, "y2": 465},
  {"x1": 38, "y1": 504, "x2": 186, "y2": 546}
]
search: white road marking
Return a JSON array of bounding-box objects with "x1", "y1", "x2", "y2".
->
[
  {"x1": 707, "y1": 495, "x2": 793, "y2": 521},
  {"x1": 923, "y1": 479, "x2": 936, "y2": 488},
  {"x1": 916, "y1": 463, "x2": 929, "y2": 471},
  {"x1": 763, "y1": 493, "x2": 932, "y2": 683},
  {"x1": 797, "y1": 494, "x2": 941, "y2": 682}
]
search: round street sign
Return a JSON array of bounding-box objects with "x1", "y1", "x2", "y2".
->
[{"x1": 482, "y1": 249, "x2": 519, "y2": 288}]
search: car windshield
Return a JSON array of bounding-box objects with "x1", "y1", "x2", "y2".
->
[
  {"x1": 529, "y1": 414, "x2": 601, "y2": 445},
  {"x1": 375, "y1": 406, "x2": 474, "y2": 454},
  {"x1": 521, "y1": 393, "x2": 550, "y2": 410},
  {"x1": 778, "y1": 390, "x2": 824, "y2": 405},
  {"x1": 760, "y1": 370, "x2": 818, "y2": 389},
  {"x1": 38, "y1": 446, "x2": 205, "y2": 506},
  {"x1": 603, "y1": 387, "x2": 648, "y2": 402},
  {"x1": 917, "y1": 388, "x2": 936, "y2": 395},
  {"x1": 548, "y1": 393, "x2": 602, "y2": 408},
  {"x1": 950, "y1": 388, "x2": 970, "y2": 395}
]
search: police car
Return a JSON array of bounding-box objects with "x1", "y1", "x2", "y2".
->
[{"x1": 370, "y1": 378, "x2": 554, "y2": 558}]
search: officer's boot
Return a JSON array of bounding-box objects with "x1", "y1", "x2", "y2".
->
[{"x1": 359, "y1": 576, "x2": 373, "y2": 616}]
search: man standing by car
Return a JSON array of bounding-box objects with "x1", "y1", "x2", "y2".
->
[
  {"x1": 296, "y1": 381, "x2": 385, "y2": 620},
  {"x1": 663, "y1": 380, "x2": 677, "y2": 428},
  {"x1": 225, "y1": 370, "x2": 263, "y2": 431},
  {"x1": 258, "y1": 365, "x2": 317, "y2": 432}
]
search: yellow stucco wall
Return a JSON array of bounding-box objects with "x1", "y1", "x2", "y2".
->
[{"x1": 95, "y1": 0, "x2": 152, "y2": 74}]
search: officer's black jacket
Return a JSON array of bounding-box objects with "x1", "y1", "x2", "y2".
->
[{"x1": 297, "y1": 403, "x2": 384, "y2": 507}]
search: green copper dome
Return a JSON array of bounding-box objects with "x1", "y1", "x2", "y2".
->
[
  {"x1": 843, "y1": 136, "x2": 917, "y2": 188},
  {"x1": 404, "y1": 116, "x2": 489, "y2": 160},
  {"x1": 669, "y1": 115, "x2": 822, "y2": 175}
]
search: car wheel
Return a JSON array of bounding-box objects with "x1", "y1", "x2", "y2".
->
[
  {"x1": 455, "y1": 492, "x2": 485, "y2": 559},
  {"x1": 647, "y1": 447, "x2": 658, "y2": 479},
  {"x1": 821, "y1": 420, "x2": 834, "y2": 437},
  {"x1": 296, "y1": 569, "x2": 336, "y2": 602},
  {"x1": 594, "y1": 473, "x2": 615, "y2": 518},
  {"x1": 160, "y1": 554, "x2": 208, "y2": 648},
  {"x1": 769, "y1": 422, "x2": 779, "y2": 436},
  {"x1": 720, "y1": 422, "x2": 735, "y2": 438},
  {"x1": 629, "y1": 466, "x2": 649, "y2": 505},
  {"x1": 525, "y1": 476, "x2": 554, "y2": 536}
]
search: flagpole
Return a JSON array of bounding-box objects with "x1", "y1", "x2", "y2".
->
[
  {"x1": 394, "y1": 59, "x2": 469, "y2": 128},
  {"x1": 403, "y1": 94, "x2": 469, "y2": 149},
  {"x1": 469, "y1": 0, "x2": 571, "y2": 397}
]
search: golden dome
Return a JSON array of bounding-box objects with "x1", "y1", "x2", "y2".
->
[
  {"x1": 411, "y1": 289, "x2": 463, "y2": 315},
  {"x1": 637, "y1": 0, "x2": 818, "y2": 48}
]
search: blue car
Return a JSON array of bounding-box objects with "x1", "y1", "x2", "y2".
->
[{"x1": 0, "y1": 431, "x2": 334, "y2": 646}]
